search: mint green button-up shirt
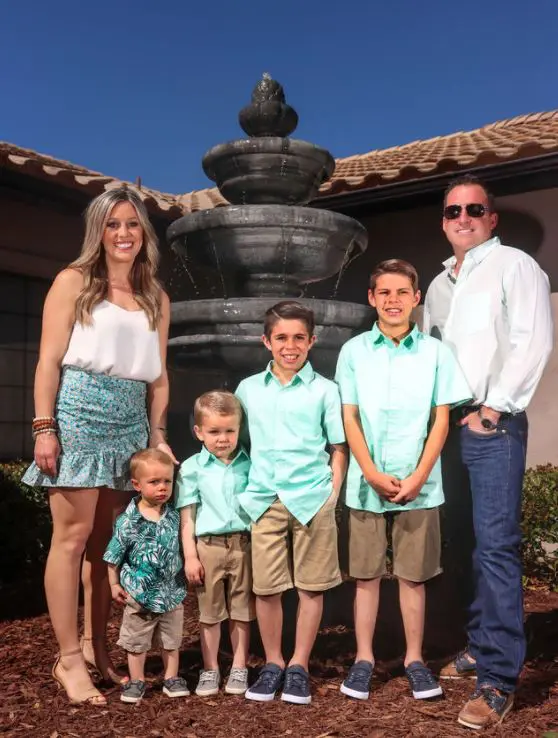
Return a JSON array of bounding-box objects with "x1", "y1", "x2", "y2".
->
[
  {"x1": 174, "y1": 446, "x2": 251, "y2": 536},
  {"x1": 335, "y1": 324, "x2": 471, "y2": 513},
  {"x1": 235, "y1": 361, "x2": 346, "y2": 525}
]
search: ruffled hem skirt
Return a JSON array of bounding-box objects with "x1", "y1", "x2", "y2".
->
[{"x1": 23, "y1": 366, "x2": 149, "y2": 490}]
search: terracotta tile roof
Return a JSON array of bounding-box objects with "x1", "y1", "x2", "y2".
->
[
  {"x1": 0, "y1": 142, "x2": 183, "y2": 218},
  {"x1": 320, "y1": 110, "x2": 558, "y2": 196},
  {"x1": 3, "y1": 110, "x2": 558, "y2": 217}
]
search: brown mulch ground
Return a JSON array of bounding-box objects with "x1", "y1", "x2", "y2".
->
[{"x1": 1, "y1": 589, "x2": 557, "y2": 738}]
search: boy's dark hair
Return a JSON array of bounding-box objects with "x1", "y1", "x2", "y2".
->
[
  {"x1": 443, "y1": 174, "x2": 496, "y2": 211},
  {"x1": 130, "y1": 448, "x2": 174, "y2": 479},
  {"x1": 193, "y1": 390, "x2": 243, "y2": 427},
  {"x1": 369, "y1": 259, "x2": 419, "y2": 292},
  {"x1": 263, "y1": 300, "x2": 315, "y2": 339}
]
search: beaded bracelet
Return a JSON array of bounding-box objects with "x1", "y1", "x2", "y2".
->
[{"x1": 32, "y1": 428, "x2": 57, "y2": 440}]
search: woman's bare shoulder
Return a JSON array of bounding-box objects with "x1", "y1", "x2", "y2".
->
[{"x1": 46, "y1": 268, "x2": 84, "y2": 304}]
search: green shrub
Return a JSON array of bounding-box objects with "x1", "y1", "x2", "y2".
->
[
  {"x1": 521, "y1": 465, "x2": 558, "y2": 588},
  {"x1": 0, "y1": 460, "x2": 51, "y2": 615}
]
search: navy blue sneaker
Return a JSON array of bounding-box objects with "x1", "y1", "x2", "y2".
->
[
  {"x1": 340, "y1": 660, "x2": 374, "y2": 700},
  {"x1": 281, "y1": 664, "x2": 311, "y2": 705},
  {"x1": 245, "y1": 663, "x2": 284, "y2": 702},
  {"x1": 405, "y1": 661, "x2": 443, "y2": 699}
]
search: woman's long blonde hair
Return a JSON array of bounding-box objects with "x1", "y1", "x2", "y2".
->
[{"x1": 70, "y1": 186, "x2": 162, "y2": 329}]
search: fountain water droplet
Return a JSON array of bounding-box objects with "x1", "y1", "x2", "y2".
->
[
  {"x1": 332, "y1": 239, "x2": 356, "y2": 299},
  {"x1": 209, "y1": 236, "x2": 227, "y2": 299},
  {"x1": 171, "y1": 240, "x2": 200, "y2": 296}
]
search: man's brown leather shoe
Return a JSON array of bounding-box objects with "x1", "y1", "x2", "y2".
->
[{"x1": 457, "y1": 686, "x2": 514, "y2": 730}]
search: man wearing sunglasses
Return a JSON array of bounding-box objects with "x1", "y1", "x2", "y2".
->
[{"x1": 422, "y1": 174, "x2": 553, "y2": 730}]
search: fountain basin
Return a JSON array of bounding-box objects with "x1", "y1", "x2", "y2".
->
[
  {"x1": 167, "y1": 206, "x2": 368, "y2": 297},
  {"x1": 202, "y1": 138, "x2": 335, "y2": 205},
  {"x1": 168, "y1": 297, "x2": 373, "y2": 376}
]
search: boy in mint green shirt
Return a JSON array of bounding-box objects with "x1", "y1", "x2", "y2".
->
[
  {"x1": 175, "y1": 390, "x2": 255, "y2": 698},
  {"x1": 335, "y1": 259, "x2": 470, "y2": 703},
  {"x1": 235, "y1": 300, "x2": 347, "y2": 706}
]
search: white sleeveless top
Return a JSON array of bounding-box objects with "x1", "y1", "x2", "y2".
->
[{"x1": 62, "y1": 301, "x2": 162, "y2": 383}]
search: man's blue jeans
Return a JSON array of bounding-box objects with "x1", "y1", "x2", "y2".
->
[{"x1": 460, "y1": 413, "x2": 528, "y2": 694}]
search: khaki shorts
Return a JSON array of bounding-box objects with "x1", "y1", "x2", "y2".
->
[
  {"x1": 196, "y1": 533, "x2": 255, "y2": 624},
  {"x1": 117, "y1": 598, "x2": 184, "y2": 653},
  {"x1": 349, "y1": 507, "x2": 442, "y2": 583},
  {"x1": 252, "y1": 499, "x2": 342, "y2": 595}
]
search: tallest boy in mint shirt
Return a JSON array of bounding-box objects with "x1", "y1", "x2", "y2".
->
[{"x1": 335, "y1": 259, "x2": 470, "y2": 704}]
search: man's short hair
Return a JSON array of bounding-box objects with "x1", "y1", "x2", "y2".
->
[
  {"x1": 130, "y1": 448, "x2": 174, "y2": 478},
  {"x1": 263, "y1": 300, "x2": 315, "y2": 339},
  {"x1": 193, "y1": 390, "x2": 243, "y2": 427},
  {"x1": 369, "y1": 259, "x2": 419, "y2": 293},
  {"x1": 443, "y1": 174, "x2": 496, "y2": 211}
]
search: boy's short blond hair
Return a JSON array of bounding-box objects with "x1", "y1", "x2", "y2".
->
[
  {"x1": 193, "y1": 390, "x2": 243, "y2": 427},
  {"x1": 129, "y1": 447, "x2": 174, "y2": 479}
]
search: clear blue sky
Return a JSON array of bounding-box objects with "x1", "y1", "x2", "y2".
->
[{"x1": 2, "y1": 0, "x2": 557, "y2": 194}]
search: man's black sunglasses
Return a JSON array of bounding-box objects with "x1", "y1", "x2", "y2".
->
[{"x1": 443, "y1": 203, "x2": 491, "y2": 220}]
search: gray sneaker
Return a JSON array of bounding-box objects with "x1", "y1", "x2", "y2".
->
[
  {"x1": 162, "y1": 676, "x2": 190, "y2": 698},
  {"x1": 195, "y1": 669, "x2": 220, "y2": 697},
  {"x1": 225, "y1": 667, "x2": 249, "y2": 695},
  {"x1": 120, "y1": 679, "x2": 146, "y2": 703}
]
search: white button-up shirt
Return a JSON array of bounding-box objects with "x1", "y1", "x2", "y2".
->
[{"x1": 423, "y1": 237, "x2": 553, "y2": 413}]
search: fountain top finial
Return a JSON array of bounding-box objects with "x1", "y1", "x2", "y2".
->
[{"x1": 239, "y1": 74, "x2": 298, "y2": 138}]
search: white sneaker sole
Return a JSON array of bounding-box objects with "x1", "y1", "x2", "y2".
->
[
  {"x1": 163, "y1": 687, "x2": 190, "y2": 698},
  {"x1": 412, "y1": 685, "x2": 443, "y2": 699},
  {"x1": 120, "y1": 693, "x2": 144, "y2": 703},
  {"x1": 281, "y1": 692, "x2": 311, "y2": 705},
  {"x1": 339, "y1": 683, "x2": 369, "y2": 700},
  {"x1": 245, "y1": 689, "x2": 277, "y2": 702},
  {"x1": 196, "y1": 687, "x2": 219, "y2": 697},
  {"x1": 225, "y1": 683, "x2": 248, "y2": 695}
]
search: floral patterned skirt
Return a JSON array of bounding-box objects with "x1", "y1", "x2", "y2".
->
[{"x1": 22, "y1": 366, "x2": 149, "y2": 490}]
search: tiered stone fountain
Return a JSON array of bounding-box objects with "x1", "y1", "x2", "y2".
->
[{"x1": 166, "y1": 74, "x2": 371, "y2": 376}]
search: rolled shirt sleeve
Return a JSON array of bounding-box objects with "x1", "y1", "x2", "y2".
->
[
  {"x1": 322, "y1": 382, "x2": 346, "y2": 445},
  {"x1": 335, "y1": 344, "x2": 358, "y2": 405},
  {"x1": 103, "y1": 515, "x2": 130, "y2": 567},
  {"x1": 174, "y1": 457, "x2": 201, "y2": 509},
  {"x1": 432, "y1": 341, "x2": 472, "y2": 407},
  {"x1": 485, "y1": 258, "x2": 553, "y2": 413}
]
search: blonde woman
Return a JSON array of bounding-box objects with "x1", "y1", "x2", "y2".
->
[{"x1": 23, "y1": 186, "x2": 176, "y2": 705}]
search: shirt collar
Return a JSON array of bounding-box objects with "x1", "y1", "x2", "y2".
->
[
  {"x1": 443, "y1": 235, "x2": 500, "y2": 270},
  {"x1": 199, "y1": 444, "x2": 249, "y2": 467},
  {"x1": 127, "y1": 495, "x2": 170, "y2": 521},
  {"x1": 263, "y1": 360, "x2": 315, "y2": 386},
  {"x1": 370, "y1": 321, "x2": 420, "y2": 350}
]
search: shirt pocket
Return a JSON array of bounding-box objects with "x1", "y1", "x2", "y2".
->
[{"x1": 454, "y1": 291, "x2": 491, "y2": 334}]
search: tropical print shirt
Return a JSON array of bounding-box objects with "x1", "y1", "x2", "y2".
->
[{"x1": 103, "y1": 497, "x2": 186, "y2": 613}]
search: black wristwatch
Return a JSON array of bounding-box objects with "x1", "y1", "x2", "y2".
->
[{"x1": 479, "y1": 410, "x2": 498, "y2": 431}]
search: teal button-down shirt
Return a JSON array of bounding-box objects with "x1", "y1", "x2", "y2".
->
[
  {"x1": 235, "y1": 361, "x2": 346, "y2": 525},
  {"x1": 174, "y1": 446, "x2": 251, "y2": 536},
  {"x1": 335, "y1": 323, "x2": 471, "y2": 513},
  {"x1": 103, "y1": 497, "x2": 186, "y2": 614}
]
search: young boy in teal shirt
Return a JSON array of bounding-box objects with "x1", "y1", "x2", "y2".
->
[
  {"x1": 175, "y1": 390, "x2": 255, "y2": 697},
  {"x1": 335, "y1": 259, "x2": 470, "y2": 702},
  {"x1": 235, "y1": 300, "x2": 347, "y2": 705}
]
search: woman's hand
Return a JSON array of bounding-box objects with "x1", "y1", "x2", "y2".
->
[
  {"x1": 34, "y1": 433, "x2": 61, "y2": 477},
  {"x1": 150, "y1": 430, "x2": 178, "y2": 464}
]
